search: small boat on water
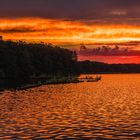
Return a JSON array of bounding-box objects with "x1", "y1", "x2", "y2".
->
[
  {"x1": 87, "y1": 76, "x2": 101, "y2": 82},
  {"x1": 79, "y1": 75, "x2": 102, "y2": 82}
]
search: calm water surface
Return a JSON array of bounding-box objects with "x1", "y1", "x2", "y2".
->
[{"x1": 0, "y1": 74, "x2": 140, "y2": 140}]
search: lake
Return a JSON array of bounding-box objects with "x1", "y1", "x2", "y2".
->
[{"x1": 0, "y1": 74, "x2": 140, "y2": 139}]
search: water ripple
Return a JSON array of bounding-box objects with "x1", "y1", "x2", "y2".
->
[{"x1": 0, "y1": 74, "x2": 140, "y2": 139}]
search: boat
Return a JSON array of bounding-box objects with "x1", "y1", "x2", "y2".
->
[{"x1": 79, "y1": 75, "x2": 101, "y2": 82}]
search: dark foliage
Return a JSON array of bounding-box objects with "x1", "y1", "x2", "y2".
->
[
  {"x1": 78, "y1": 60, "x2": 140, "y2": 74},
  {"x1": 0, "y1": 40, "x2": 140, "y2": 89},
  {"x1": 0, "y1": 40, "x2": 78, "y2": 88}
]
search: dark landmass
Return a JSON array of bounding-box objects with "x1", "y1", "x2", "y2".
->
[
  {"x1": 0, "y1": 40, "x2": 78, "y2": 90},
  {"x1": 0, "y1": 40, "x2": 140, "y2": 90},
  {"x1": 78, "y1": 60, "x2": 140, "y2": 74}
]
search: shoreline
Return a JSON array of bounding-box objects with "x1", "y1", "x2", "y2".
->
[
  {"x1": 0, "y1": 77, "x2": 81, "y2": 92},
  {"x1": 1, "y1": 73, "x2": 140, "y2": 92},
  {"x1": 0, "y1": 75, "x2": 102, "y2": 91}
]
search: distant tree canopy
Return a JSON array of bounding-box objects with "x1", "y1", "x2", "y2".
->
[
  {"x1": 0, "y1": 40, "x2": 78, "y2": 87},
  {"x1": 78, "y1": 60, "x2": 140, "y2": 73}
]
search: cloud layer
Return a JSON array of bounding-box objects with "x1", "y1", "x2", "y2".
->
[
  {"x1": 78, "y1": 45, "x2": 140, "y2": 63},
  {"x1": 0, "y1": 18, "x2": 140, "y2": 46},
  {"x1": 79, "y1": 45, "x2": 140, "y2": 56},
  {"x1": 0, "y1": 0, "x2": 140, "y2": 63},
  {"x1": 0, "y1": 0, "x2": 140, "y2": 20}
]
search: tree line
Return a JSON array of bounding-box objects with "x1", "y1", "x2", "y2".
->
[
  {"x1": 0, "y1": 40, "x2": 78, "y2": 88},
  {"x1": 0, "y1": 40, "x2": 140, "y2": 89},
  {"x1": 78, "y1": 60, "x2": 140, "y2": 74}
]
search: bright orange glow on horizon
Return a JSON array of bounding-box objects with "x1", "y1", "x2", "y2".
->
[
  {"x1": 0, "y1": 18, "x2": 140, "y2": 46},
  {"x1": 78, "y1": 55, "x2": 140, "y2": 64}
]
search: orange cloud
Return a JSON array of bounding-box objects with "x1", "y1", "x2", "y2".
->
[{"x1": 0, "y1": 17, "x2": 140, "y2": 46}]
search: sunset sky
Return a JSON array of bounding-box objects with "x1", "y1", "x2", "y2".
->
[{"x1": 0, "y1": 0, "x2": 140, "y2": 63}]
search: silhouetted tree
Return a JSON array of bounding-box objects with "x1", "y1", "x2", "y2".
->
[{"x1": 0, "y1": 40, "x2": 78, "y2": 88}]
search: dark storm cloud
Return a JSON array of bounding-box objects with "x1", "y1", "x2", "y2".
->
[
  {"x1": 0, "y1": 0, "x2": 139, "y2": 19},
  {"x1": 0, "y1": 27, "x2": 36, "y2": 33},
  {"x1": 79, "y1": 45, "x2": 140, "y2": 56}
]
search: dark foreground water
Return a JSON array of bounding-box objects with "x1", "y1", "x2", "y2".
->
[{"x1": 0, "y1": 74, "x2": 140, "y2": 140}]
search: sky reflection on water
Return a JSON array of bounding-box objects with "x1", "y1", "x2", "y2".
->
[{"x1": 0, "y1": 74, "x2": 140, "y2": 139}]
